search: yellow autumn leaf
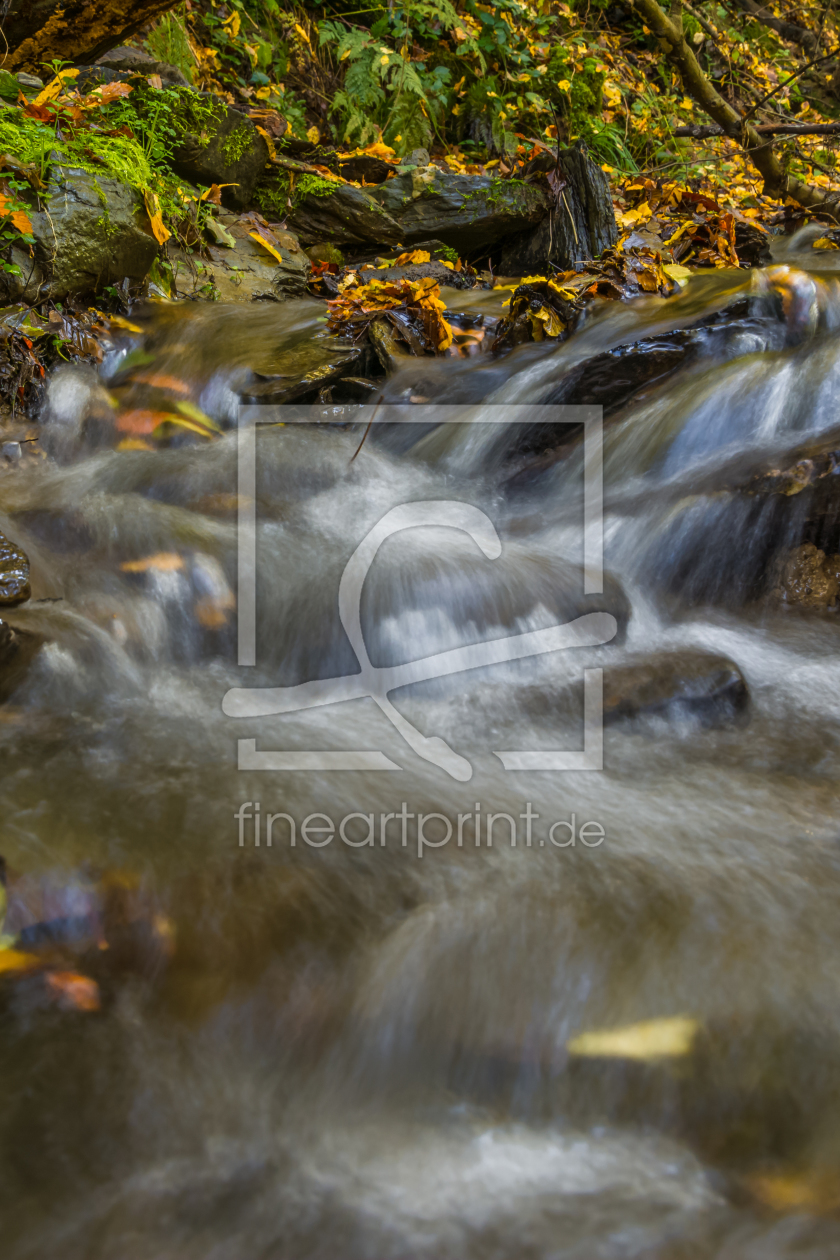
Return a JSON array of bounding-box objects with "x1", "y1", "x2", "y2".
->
[
  {"x1": 306, "y1": 125, "x2": 321, "y2": 144},
  {"x1": 0, "y1": 949, "x2": 43, "y2": 976},
  {"x1": 143, "y1": 189, "x2": 171, "y2": 246},
  {"x1": 557, "y1": 79, "x2": 571, "y2": 90},
  {"x1": 249, "y1": 231, "x2": 283, "y2": 264},
  {"x1": 222, "y1": 11, "x2": 241, "y2": 36},
  {"x1": 34, "y1": 68, "x2": 79, "y2": 106},
  {"x1": 812, "y1": 237, "x2": 840, "y2": 251},
  {"x1": 294, "y1": 21, "x2": 311, "y2": 43},
  {"x1": 567, "y1": 1015, "x2": 700, "y2": 1060}
]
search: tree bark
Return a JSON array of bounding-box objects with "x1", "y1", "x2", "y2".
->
[
  {"x1": 629, "y1": 0, "x2": 839, "y2": 217},
  {"x1": 674, "y1": 122, "x2": 840, "y2": 137},
  {"x1": 1, "y1": 0, "x2": 177, "y2": 73}
]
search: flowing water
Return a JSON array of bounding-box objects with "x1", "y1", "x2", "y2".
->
[{"x1": 4, "y1": 247, "x2": 840, "y2": 1256}]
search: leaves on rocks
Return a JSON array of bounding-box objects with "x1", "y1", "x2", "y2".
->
[{"x1": 326, "y1": 274, "x2": 454, "y2": 354}]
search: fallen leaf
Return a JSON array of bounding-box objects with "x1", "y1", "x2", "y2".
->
[
  {"x1": 33, "y1": 69, "x2": 79, "y2": 106},
  {"x1": 143, "y1": 189, "x2": 171, "y2": 246},
  {"x1": 249, "y1": 230, "x2": 283, "y2": 264},
  {"x1": 0, "y1": 948, "x2": 42, "y2": 976},
  {"x1": 567, "y1": 1015, "x2": 700, "y2": 1060},
  {"x1": 45, "y1": 971, "x2": 101, "y2": 1012},
  {"x1": 395, "y1": 249, "x2": 431, "y2": 265},
  {"x1": 121, "y1": 553, "x2": 185, "y2": 573},
  {"x1": 95, "y1": 81, "x2": 134, "y2": 104}
]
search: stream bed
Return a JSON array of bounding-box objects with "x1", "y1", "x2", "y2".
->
[{"x1": 4, "y1": 252, "x2": 840, "y2": 1257}]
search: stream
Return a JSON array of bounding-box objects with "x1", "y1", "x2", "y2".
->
[{"x1": 4, "y1": 242, "x2": 840, "y2": 1257}]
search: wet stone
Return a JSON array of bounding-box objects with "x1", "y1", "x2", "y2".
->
[{"x1": 0, "y1": 531, "x2": 30, "y2": 606}]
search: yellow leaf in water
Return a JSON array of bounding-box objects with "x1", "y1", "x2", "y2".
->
[
  {"x1": 530, "y1": 305, "x2": 565, "y2": 338},
  {"x1": 812, "y1": 237, "x2": 840, "y2": 251},
  {"x1": 662, "y1": 262, "x2": 693, "y2": 281},
  {"x1": 0, "y1": 949, "x2": 42, "y2": 976},
  {"x1": 567, "y1": 1015, "x2": 700, "y2": 1060},
  {"x1": 121, "y1": 553, "x2": 185, "y2": 574},
  {"x1": 45, "y1": 971, "x2": 101, "y2": 1012},
  {"x1": 116, "y1": 438, "x2": 155, "y2": 452},
  {"x1": 249, "y1": 231, "x2": 283, "y2": 264},
  {"x1": 143, "y1": 189, "x2": 171, "y2": 246}
]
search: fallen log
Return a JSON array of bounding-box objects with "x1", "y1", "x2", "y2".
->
[
  {"x1": 1, "y1": 0, "x2": 177, "y2": 72},
  {"x1": 673, "y1": 122, "x2": 840, "y2": 138}
]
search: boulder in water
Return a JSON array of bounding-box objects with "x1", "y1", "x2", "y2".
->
[
  {"x1": 772, "y1": 543, "x2": 840, "y2": 610},
  {"x1": 2, "y1": 167, "x2": 158, "y2": 304},
  {"x1": 601, "y1": 649, "x2": 749, "y2": 726},
  {"x1": 172, "y1": 220, "x2": 309, "y2": 302},
  {"x1": 0, "y1": 531, "x2": 30, "y2": 606}
]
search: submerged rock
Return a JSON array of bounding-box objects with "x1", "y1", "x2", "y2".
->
[
  {"x1": 239, "y1": 339, "x2": 370, "y2": 404},
  {"x1": 40, "y1": 363, "x2": 118, "y2": 461},
  {"x1": 0, "y1": 531, "x2": 30, "y2": 606},
  {"x1": 3, "y1": 167, "x2": 158, "y2": 304},
  {"x1": 602, "y1": 649, "x2": 749, "y2": 726},
  {"x1": 0, "y1": 617, "x2": 41, "y2": 701}
]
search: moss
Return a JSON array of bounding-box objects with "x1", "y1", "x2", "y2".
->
[
  {"x1": 220, "y1": 120, "x2": 253, "y2": 166},
  {"x1": 296, "y1": 173, "x2": 341, "y2": 199}
]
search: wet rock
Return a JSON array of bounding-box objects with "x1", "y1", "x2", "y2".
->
[
  {"x1": 0, "y1": 618, "x2": 42, "y2": 701},
  {"x1": 239, "y1": 339, "x2": 369, "y2": 404},
  {"x1": 3, "y1": 167, "x2": 158, "y2": 304},
  {"x1": 0, "y1": 531, "x2": 30, "y2": 606},
  {"x1": 772, "y1": 543, "x2": 840, "y2": 610},
  {"x1": 370, "y1": 168, "x2": 549, "y2": 254},
  {"x1": 171, "y1": 221, "x2": 309, "y2": 302},
  {"x1": 170, "y1": 101, "x2": 269, "y2": 211},
  {"x1": 368, "y1": 317, "x2": 413, "y2": 373},
  {"x1": 496, "y1": 141, "x2": 618, "y2": 272},
  {"x1": 94, "y1": 45, "x2": 189, "y2": 86},
  {"x1": 286, "y1": 182, "x2": 403, "y2": 250},
  {"x1": 41, "y1": 363, "x2": 118, "y2": 461},
  {"x1": 601, "y1": 649, "x2": 749, "y2": 726}
]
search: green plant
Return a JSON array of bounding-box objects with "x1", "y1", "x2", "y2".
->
[{"x1": 145, "y1": 7, "x2": 198, "y2": 83}]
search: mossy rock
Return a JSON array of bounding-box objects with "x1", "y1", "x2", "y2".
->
[
  {"x1": 169, "y1": 98, "x2": 270, "y2": 211},
  {"x1": 2, "y1": 166, "x2": 158, "y2": 303},
  {"x1": 371, "y1": 169, "x2": 549, "y2": 254}
]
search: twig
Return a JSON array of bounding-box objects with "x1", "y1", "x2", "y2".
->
[
  {"x1": 673, "y1": 121, "x2": 840, "y2": 137},
  {"x1": 350, "y1": 393, "x2": 383, "y2": 462}
]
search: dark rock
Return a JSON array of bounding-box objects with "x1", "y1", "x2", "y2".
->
[
  {"x1": 0, "y1": 531, "x2": 30, "y2": 606},
  {"x1": 602, "y1": 649, "x2": 749, "y2": 726},
  {"x1": 371, "y1": 168, "x2": 549, "y2": 254},
  {"x1": 14, "y1": 73, "x2": 43, "y2": 97},
  {"x1": 95, "y1": 45, "x2": 189, "y2": 86},
  {"x1": 373, "y1": 259, "x2": 472, "y2": 289},
  {"x1": 238, "y1": 339, "x2": 368, "y2": 404},
  {"x1": 368, "y1": 317, "x2": 413, "y2": 373},
  {"x1": 497, "y1": 141, "x2": 618, "y2": 273},
  {"x1": 286, "y1": 183, "x2": 403, "y2": 249},
  {"x1": 3, "y1": 167, "x2": 158, "y2": 304},
  {"x1": 337, "y1": 154, "x2": 392, "y2": 185},
  {"x1": 170, "y1": 102, "x2": 269, "y2": 211},
  {"x1": 0, "y1": 618, "x2": 41, "y2": 702}
]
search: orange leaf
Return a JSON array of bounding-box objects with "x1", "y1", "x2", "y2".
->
[
  {"x1": 249, "y1": 231, "x2": 283, "y2": 264},
  {"x1": 45, "y1": 971, "x2": 101, "y2": 1012},
  {"x1": 95, "y1": 81, "x2": 134, "y2": 104},
  {"x1": 0, "y1": 949, "x2": 43, "y2": 977},
  {"x1": 130, "y1": 372, "x2": 191, "y2": 394},
  {"x1": 121, "y1": 552, "x2": 185, "y2": 573},
  {"x1": 143, "y1": 189, "x2": 171, "y2": 246},
  {"x1": 11, "y1": 209, "x2": 33, "y2": 234},
  {"x1": 116, "y1": 408, "x2": 173, "y2": 434}
]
